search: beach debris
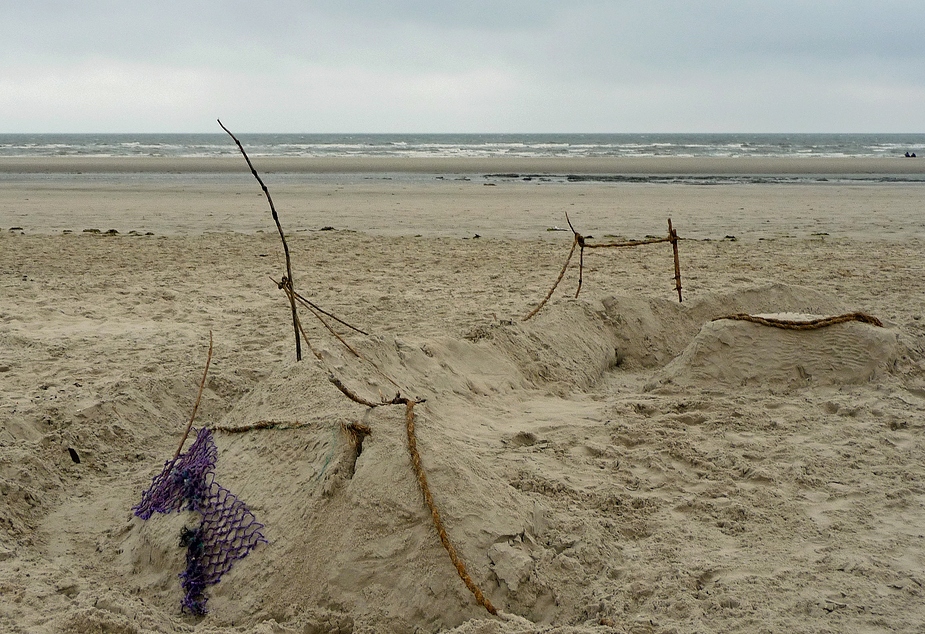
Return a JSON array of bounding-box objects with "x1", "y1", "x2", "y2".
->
[
  {"x1": 206, "y1": 135, "x2": 500, "y2": 616},
  {"x1": 134, "y1": 427, "x2": 267, "y2": 615},
  {"x1": 524, "y1": 214, "x2": 684, "y2": 321},
  {"x1": 293, "y1": 320, "x2": 497, "y2": 616},
  {"x1": 133, "y1": 332, "x2": 266, "y2": 615},
  {"x1": 668, "y1": 218, "x2": 682, "y2": 302}
]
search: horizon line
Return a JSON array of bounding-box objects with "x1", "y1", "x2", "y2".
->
[{"x1": 2, "y1": 131, "x2": 924, "y2": 136}]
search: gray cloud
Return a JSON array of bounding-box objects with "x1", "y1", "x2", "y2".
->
[{"x1": 1, "y1": 1, "x2": 922, "y2": 131}]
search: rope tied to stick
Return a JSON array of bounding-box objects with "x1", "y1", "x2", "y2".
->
[
  {"x1": 218, "y1": 123, "x2": 496, "y2": 617},
  {"x1": 712, "y1": 312, "x2": 883, "y2": 330},
  {"x1": 523, "y1": 214, "x2": 683, "y2": 320}
]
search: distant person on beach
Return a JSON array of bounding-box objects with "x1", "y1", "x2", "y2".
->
[{"x1": 905, "y1": 151, "x2": 917, "y2": 157}]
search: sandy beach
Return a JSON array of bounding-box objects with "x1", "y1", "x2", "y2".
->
[{"x1": 3, "y1": 157, "x2": 925, "y2": 632}]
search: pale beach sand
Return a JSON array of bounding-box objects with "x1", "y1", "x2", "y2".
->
[{"x1": 2, "y1": 157, "x2": 925, "y2": 632}]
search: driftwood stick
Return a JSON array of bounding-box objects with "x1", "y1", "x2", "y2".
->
[
  {"x1": 219, "y1": 119, "x2": 302, "y2": 361},
  {"x1": 327, "y1": 375, "x2": 421, "y2": 408},
  {"x1": 303, "y1": 302, "x2": 360, "y2": 358},
  {"x1": 328, "y1": 375, "x2": 389, "y2": 407},
  {"x1": 269, "y1": 275, "x2": 368, "y2": 336},
  {"x1": 291, "y1": 288, "x2": 368, "y2": 336},
  {"x1": 565, "y1": 212, "x2": 588, "y2": 299},
  {"x1": 292, "y1": 294, "x2": 403, "y2": 393},
  {"x1": 575, "y1": 238, "x2": 586, "y2": 298},
  {"x1": 275, "y1": 278, "x2": 361, "y2": 358},
  {"x1": 271, "y1": 276, "x2": 367, "y2": 352},
  {"x1": 173, "y1": 331, "x2": 213, "y2": 460},
  {"x1": 289, "y1": 292, "x2": 323, "y2": 361},
  {"x1": 668, "y1": 218, "x2": 682, "y2": 302}
]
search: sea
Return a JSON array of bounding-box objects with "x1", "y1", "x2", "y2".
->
[
  {"x1": 0, "y1": 132, "x2": 922, "y2": 159},
  {"x1": 1, "y1": 133, "x2": 923, "y2": 235}
]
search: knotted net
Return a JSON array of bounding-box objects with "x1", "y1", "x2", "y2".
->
[{"x1": 134, "y1": 427, "x2": 267, "y2": 614}]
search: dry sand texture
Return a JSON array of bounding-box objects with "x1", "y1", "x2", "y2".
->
[{"x1": 2, "y1": 159, "x2": 925, "y2": 632}]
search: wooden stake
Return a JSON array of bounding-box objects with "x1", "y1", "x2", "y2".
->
[
  {"x1": 219, "y1": 119, "x2": 302, "y2": 361},
  {"x1": 668, "y1": 218, "x2": 682, "y2": 302}
]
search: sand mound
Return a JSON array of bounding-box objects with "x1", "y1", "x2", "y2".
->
[
  {"x1": 115, "y1": 282, "x2": 908, "y2": 632},
  {"x1": 9, "y1": 266, "x2": 922, "y2": 633},
  {"x1": 599, "y1": 282, "x2": 859, "y2": 369},
  {"x1": 123, "y1": 338, "x2": 544, "y2": 632},
  {"x1": 469, "y1": 300, "x2": 621, "y2": 393},
  {"x1": 658, "y1": 313, "x2": 901, "y2": 388}
]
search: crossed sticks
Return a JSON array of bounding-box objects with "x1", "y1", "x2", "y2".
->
[{"x1": 524, "y1": 214, "x2": 683, "y2": 321}]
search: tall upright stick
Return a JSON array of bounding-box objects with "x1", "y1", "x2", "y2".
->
[
  {"x1": 173, "y1": 331, "x2": 214, "y2": 460},
  {"x1": 218, "y1": 119, "x2": 302, "y2": 361},
  {"x1": 668, "y1": 218, "x2": 682, "y2": 302}
]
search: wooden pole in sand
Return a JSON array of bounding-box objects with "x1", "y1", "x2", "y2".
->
[
  {"x1": 668, "y1": 218, "x2": 682, "y2": 302},
  {"x1": 219, "y1": 119, "x2": 302, "y2": 361}
]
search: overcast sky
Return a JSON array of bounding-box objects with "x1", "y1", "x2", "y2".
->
[{"x1": 2, "y1": 1, "x2": 923, "y2": 133}]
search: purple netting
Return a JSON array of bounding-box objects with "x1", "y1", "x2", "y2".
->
[
  {"x1": 134, "y1": 428, "x2": 267, "y2": 615},
  {"x1": 134, "y1": 427, "x2": 218, "y2": 520}
]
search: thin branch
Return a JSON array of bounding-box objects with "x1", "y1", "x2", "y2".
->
[
  {"x1": 274, "y1": 277, "x2": 361, "y2": 357},
  {"x1": 566, "y1": 212, "x2": 587, "y2": 298},
  {"x1": 575, "y1": 238, "x2": 585, "y2": 298},
  {"x1": 272, "y1": 277, "x2": 404, "y2": 392},
  {"x1": 328, "y1": 375, "x2": 393, "y2": 407},
  {"x1": 668, "y1": 218, "x2": 682, "y2": 302},
  {"x1": 269, "y1": 276, "x2": 368, "y2": 336},
  {"x1": 173, "y1": 331, "x2": 213, "y2": 460},
  {"x1": 288, "y1": 290, "x2": 323, "y2": 361},
  {"x1": 289, "y1": 285, "x2": 369, "y2": 336},
  {"x1": 219, "y1": 119, "x2": 302, "y2": 361}
]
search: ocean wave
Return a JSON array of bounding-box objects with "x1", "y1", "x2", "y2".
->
[{"x1": 1, "y1": 133, "x2": 923, "y2": 159}]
